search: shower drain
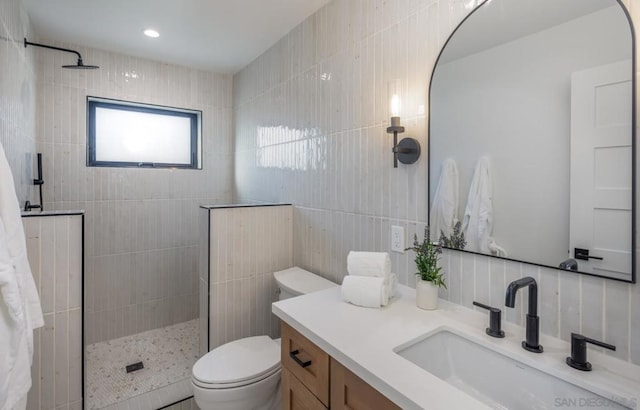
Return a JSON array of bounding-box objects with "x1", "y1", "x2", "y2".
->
[{"x1": 125, "y1": 361, "x2": 144, "y2": 373}]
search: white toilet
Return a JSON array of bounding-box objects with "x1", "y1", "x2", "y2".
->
[{"x1": 191, "y1": 267, "x2": 337, "y2": 410}]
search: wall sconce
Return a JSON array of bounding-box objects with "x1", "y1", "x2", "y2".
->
[{"x1": 387, "y1": 80, "x2": 420, "y2": 168}]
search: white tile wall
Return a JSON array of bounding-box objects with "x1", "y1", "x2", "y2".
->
[
  {"x1": 23, "y1": 213, "x2": 83, "y2": 410},
  {"x1": 198, "y1": 207, "x2": 209, "y2": 357},
  {"x1": 233, "y1": 0, "x2": 640, "y2": 365},
  {"x1": 33, "y1": 42, "x2": 235, "y2": 343},
  {"x1": 0, "y1": 0, "x2": 37, "y2": 204},
  {"x1": 203, "y1": 205, "x2": 293, "y2": 351}
]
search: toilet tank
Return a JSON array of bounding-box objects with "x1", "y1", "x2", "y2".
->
[{"x1": 274, "y1": 267, "x2": 338, "y2": 300}]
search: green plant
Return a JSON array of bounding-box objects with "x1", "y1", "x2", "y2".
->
[
  {"x1": 406, "y1": 226, "x2": 446, "y2": 288},
  {"x1": 439, "y1": 221, "x2": 466, "y2": 250}
]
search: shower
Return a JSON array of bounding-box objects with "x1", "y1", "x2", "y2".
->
[{"x1": 24, "y1": 38, "x2": 99, "y2": 69}]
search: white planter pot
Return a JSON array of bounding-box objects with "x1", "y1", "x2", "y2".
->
[{"x1": 416, "y1": 280, "x2": 439, "y2": 310}]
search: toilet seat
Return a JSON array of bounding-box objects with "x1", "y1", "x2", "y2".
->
[
  {"x1": 192, "y1": 336, "x2": 280, "y2": 390},
  {"x1": 193, "y1": 367, "x2": 280, "y2": 390}
]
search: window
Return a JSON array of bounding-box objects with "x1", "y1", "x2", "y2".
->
[{"x1": 87, "y1": 97, "x2": 202, "y2": 169}]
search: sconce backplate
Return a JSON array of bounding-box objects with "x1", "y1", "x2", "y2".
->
[{"x1": 397, "y1": 137, "x2": 421, "y2": 165}]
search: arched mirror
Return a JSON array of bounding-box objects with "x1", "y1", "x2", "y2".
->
[{"x1": 429, "y1": 0, "x2": 636, "y2": 282}]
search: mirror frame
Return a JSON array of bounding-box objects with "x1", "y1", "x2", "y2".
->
[{"x1": 427, "y1": 0, "x2": 637, "y2": 283}]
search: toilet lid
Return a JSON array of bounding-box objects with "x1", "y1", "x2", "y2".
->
[{"x1": 193, "y1": 336, "x2": 280, "y2": 386}]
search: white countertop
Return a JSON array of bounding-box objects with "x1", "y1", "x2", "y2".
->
[{"x1": 272, "y1": 285, "x2": 640, "y2": 410}]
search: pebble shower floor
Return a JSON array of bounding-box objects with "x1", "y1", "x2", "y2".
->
[{"x1": 85, "y1": 319, "x2": 199, "y2": 409}]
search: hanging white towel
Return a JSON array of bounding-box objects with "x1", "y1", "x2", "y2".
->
[
  {"x1": 346, "y1": 251, "x2": 391, "y2": 278},
  {"x1": 429, "y1": 158, "x2": 459, "y2": 242},
  {"x1": 461, "y1": 157, "x2": 505, "y2": 256},
  {"x1": 0, "y1": 149, "x2": 43, "y2": 332},
  {"x1": 0, "y1": 219, "x2": 26, "y2": 325},
  {"x1": 0, "y1": 217, "x2": 29, "y2": 410},
  {"x1": 0, "y1": 143, "x2": 43, "y2": 410},
  {"x1": 488, "y1": 241, "x2": 508, "y2": 258}
]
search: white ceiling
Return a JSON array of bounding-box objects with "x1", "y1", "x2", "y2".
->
[
  {"x1": 440, "y1": 0, "x2": 617, "y2": 64},
  {"x1": 23, "y1": 0, "x2": 331, "y2": 74}
]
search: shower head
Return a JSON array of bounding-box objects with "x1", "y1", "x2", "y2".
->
[
  {"x1": 24, "y1": 38, "x2": 99, "y2": 70},
  {"x1": 62, "y1": 58, "x2": 100, "y2": 70}
]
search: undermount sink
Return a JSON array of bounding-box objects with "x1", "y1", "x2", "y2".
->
[{"x1": 394, "y1": 328, "x2": 632, "y2": 410}]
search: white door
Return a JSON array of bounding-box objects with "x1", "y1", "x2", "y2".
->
[{"x1": 570, "y1": 59, "x2": 632, "y2": 280}]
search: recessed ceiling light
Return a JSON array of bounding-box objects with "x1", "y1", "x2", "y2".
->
[{"x1": 144, "y1": 29, "x2": 160, "y2": 38}]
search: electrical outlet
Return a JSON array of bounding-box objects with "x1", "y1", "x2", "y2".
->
[{"x1": 391, "y1": 225, "x2": 405, "y2": 253}]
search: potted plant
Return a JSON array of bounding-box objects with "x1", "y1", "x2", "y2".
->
[
  {"x1": 406, "y1": 227, "x2": 446, "y2": 310},
  {"x1": 438, "y1": 221, "x2": 466, "y2": 250}
]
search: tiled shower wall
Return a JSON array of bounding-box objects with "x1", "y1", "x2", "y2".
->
[
  {"x1": 23, "y1": 213, "x2": 83, "y2": 410},
  {"x1": 200, "y1": 205, "x2": 293, "y2": 355},
  {"x1": 0, "y1": 0, "x2": 36, "y2": 203},
  {"x1": 34, "y1": 43, "x2": 234, "y2": 344},
  {"x1": 233, "y1": 0, "x2": 640, "y2": 365}
]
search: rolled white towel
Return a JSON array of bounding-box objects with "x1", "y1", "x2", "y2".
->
[
  {"x1": 380, "y1": 274, "x2": 398, "y2": 304},
  {"x1": 347, "y1": 251, "x2": 391, "y2": 278},
  {"x1": 341, "y1": 276, "x2": 387, "y2": 308},
  {"x1": 386, "y1": 273, "x2": 398, "y2": 299}
]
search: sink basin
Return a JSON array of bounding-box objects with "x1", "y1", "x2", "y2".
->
[{"x1": 395, "y1": 329, "x2": 631, "y2": 410}]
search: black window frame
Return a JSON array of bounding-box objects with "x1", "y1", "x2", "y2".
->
[{"x1": 87, "y1": 96, "x2": 202, "y2": 169}]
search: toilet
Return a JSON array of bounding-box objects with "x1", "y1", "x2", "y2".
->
[{"x1": 191, "y1": 267, "x2": 338, "y2": 410}]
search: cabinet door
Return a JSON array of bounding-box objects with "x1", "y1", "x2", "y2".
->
[
  {"x1": 282, "y1": 368, "x2": 327, "y2": 410},
  {"x1": 330, "y1": 358, "x2": 401, "y2": 410},
  {"x1": 281, "y1": 322, "x2": 330, "y2": 406}
]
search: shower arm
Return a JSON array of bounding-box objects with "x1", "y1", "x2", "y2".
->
[{"x1": 24, "y1": 38, "x2": 84, "y2": 62}]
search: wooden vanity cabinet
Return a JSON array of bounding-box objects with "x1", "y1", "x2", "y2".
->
[
  {"x1": 281, "y1": 321, "x2": 330, "y2": 407},
  {"x1": 330, "y1": 358, "x2": 400, "y2": 410},
  {"x1": 282, "y1": 368, "x2": 328, "y2": 410},
  {"x1": 280, "y1": 321, "x2": 401, "y2": 410}
]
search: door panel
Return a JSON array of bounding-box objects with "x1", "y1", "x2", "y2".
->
[{"x1": 570, "y1": 59, "x2": 632, "y2": 280}]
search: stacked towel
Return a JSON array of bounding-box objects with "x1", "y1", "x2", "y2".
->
[
  {"x1": 341, "y1": 251, "x2": 398, "y2": 308},
  {"x1": 346, "y1": 252, "x2": 391, "y2": 277}
]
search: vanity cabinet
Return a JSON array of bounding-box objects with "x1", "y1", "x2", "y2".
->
[
  {"x1": 330, "y1": 359, "x2": 400, "y2": 410},
  {"x1": 281, "y1": 321, "x2": 330, "y2": 407},
  {"x1": 282, "y1": 368, "x2": 327, "y2": 410},
  {"x1": 281, "y1": 322, "x2": 400, "y2": 410}
]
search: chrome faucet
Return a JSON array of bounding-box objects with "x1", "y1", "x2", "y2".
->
[{"x1": 505, "y1": 276, "x2": 543, "y2": 353}]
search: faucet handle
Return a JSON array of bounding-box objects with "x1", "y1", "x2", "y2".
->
[
  {"x1": 473, "y1": 301, "x2": 505, "y2": 338},
  {"x1": 566, "y1": 333, "x2": 616, "y2": 371}
]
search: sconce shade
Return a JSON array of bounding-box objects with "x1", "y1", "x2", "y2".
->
[{"x1": 388, "y1": 79, "x2": 402, "y2": 119}]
